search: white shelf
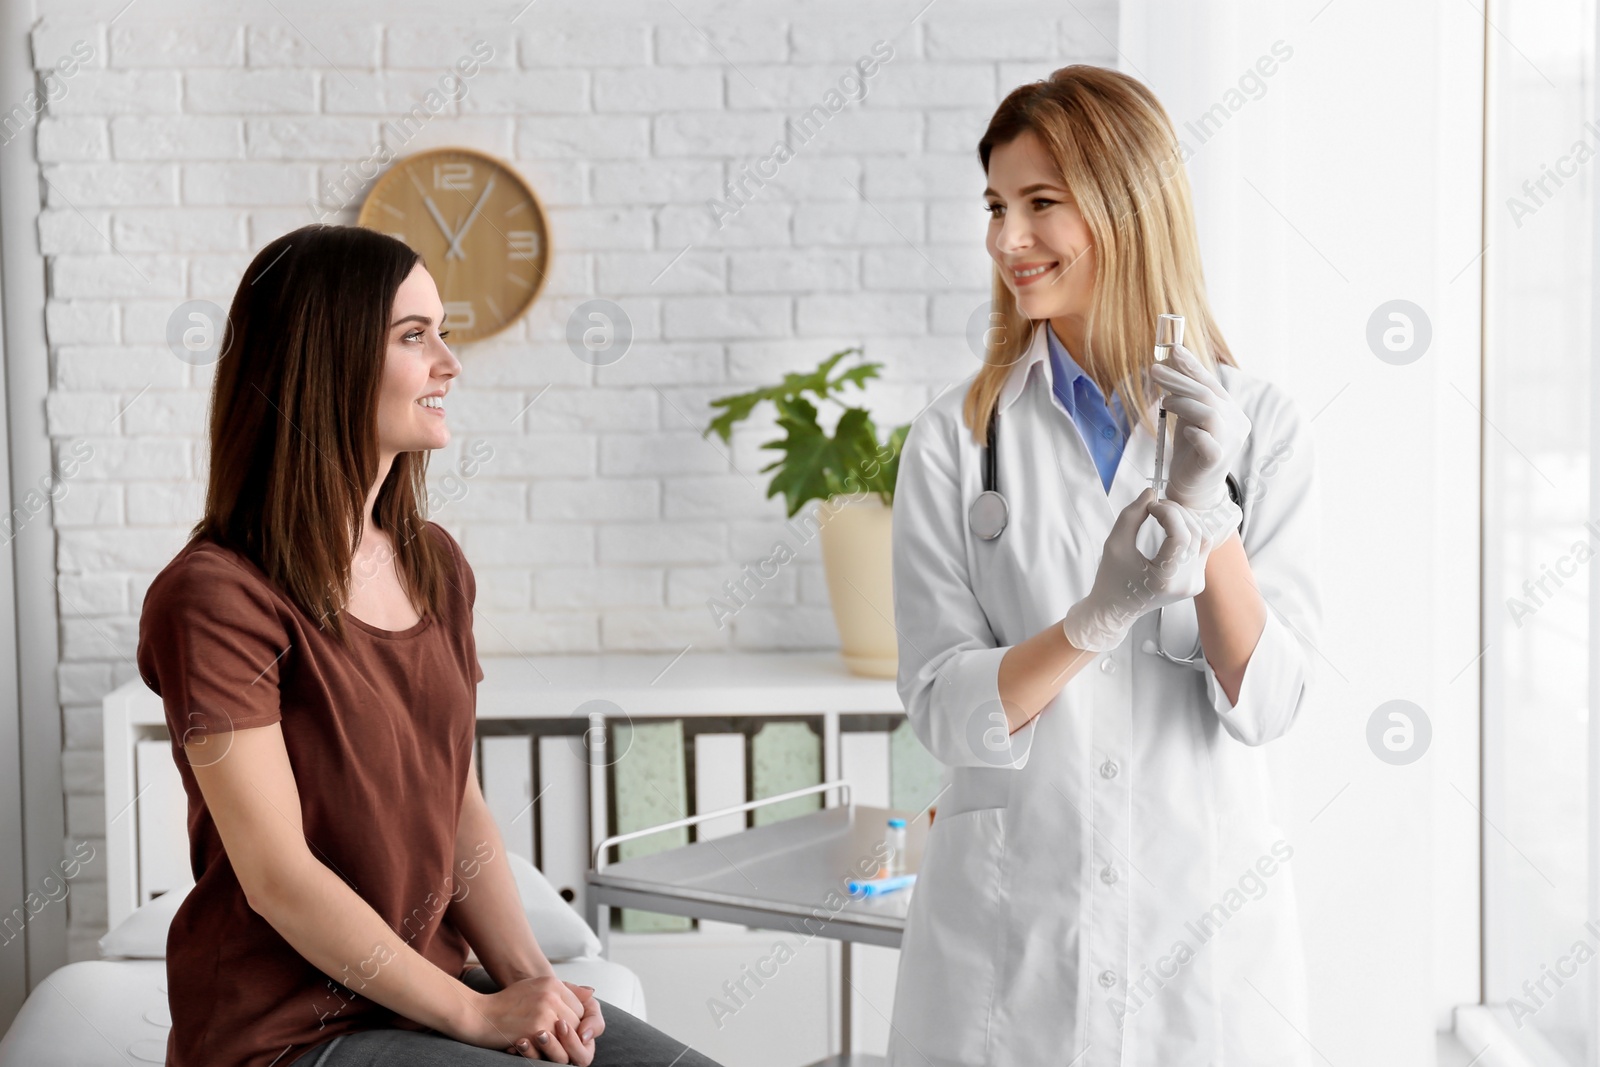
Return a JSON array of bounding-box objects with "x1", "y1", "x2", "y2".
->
[
  {"x1": 111, "y1": 651, "x2": 901, "y2": 728},
  {"x1": 474, "y1": 651, "x2": 902, "y2": 719}
]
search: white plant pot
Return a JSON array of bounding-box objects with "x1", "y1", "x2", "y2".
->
[{"x1": 817, "y1": 494, "x2": 898, "y2": 678}]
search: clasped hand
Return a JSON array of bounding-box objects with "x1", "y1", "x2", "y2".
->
[{"x1": 463, "y1": 974, "x2": 606, "y2": 1062}]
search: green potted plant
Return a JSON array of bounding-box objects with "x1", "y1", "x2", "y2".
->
[{"x1": 704, "y1": 347, "x2": 909, "y2": 677}]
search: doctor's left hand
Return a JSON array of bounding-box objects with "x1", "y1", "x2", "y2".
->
[{"x1": 1151, "y1": 343, "x2": 1250, "y2": 524}]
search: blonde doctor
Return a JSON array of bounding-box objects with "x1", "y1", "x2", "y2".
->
[{"x1": 887, "y1": 65, "x2": 1321, "y2": 1066}]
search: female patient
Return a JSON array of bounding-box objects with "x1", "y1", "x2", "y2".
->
[{"x1": 136, "y1": 224, "x2": 722, "y2": 1067}]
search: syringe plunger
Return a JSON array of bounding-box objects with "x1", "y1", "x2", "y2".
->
[{"x1": 1151, "y1": 313, "x2": 1185, "y2": 500}]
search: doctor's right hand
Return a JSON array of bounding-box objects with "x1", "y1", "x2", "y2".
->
[{"x1": 1061, "y1": 488, "x2": 1208, "y2": 654}]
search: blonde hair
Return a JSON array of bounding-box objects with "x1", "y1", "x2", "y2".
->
[{"x1": 963, "y1": 65, "x2": 1235, "y2": 446}]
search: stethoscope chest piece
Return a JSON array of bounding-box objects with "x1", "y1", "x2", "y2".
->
[
  {"x1": 969, "y1": 409, "x2": 1008, "y2": 540},
  {"x1": 969, "y1": 490, "x2": 1008, "y2": 540}
]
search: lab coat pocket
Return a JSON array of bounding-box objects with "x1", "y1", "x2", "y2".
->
[{"x1": 891, "y1": 806, "x2": 1009, "y2": 1064}]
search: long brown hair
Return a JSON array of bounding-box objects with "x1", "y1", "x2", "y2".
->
[
  {"x1": 190, "y1": 223, "x2": 451, "y2": 645},
  {"x1": 963, "y1": 65, "x2": 1235, "y2": 445}
]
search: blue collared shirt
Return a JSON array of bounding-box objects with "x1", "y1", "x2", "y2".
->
[{"x1": 1046, "y1": 325, "x2": 1129, "y2": 492}]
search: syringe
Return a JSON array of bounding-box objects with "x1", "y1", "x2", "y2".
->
[{"x1": 1151, "y1": 314, "x2": 1185, "y2": 500}]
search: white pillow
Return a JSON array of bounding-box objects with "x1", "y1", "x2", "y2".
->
[
  {"x1": 99, "y1": 854, "x2": 602, "y2": 962},
  {"x1": 98, "y1": 882, "x2": 192, "y2": 958},
  {"x1": 505, "y1": 851, "x2": 604, "y2": 961}
]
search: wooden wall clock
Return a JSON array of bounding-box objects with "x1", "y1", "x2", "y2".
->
[{"x1": 356, "y1": 146, "x2": 551, "y2": 344}]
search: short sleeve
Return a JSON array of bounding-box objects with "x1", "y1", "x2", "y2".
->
[
  {"x1": 464, "y1": 550, "x2": 480, "y2": 684},
  {"x1": 136, "y1": 549, "x2": 293, "y2": 748},
  {"x1": 431, "y1": 522, "x2": 483, "y2": 685}
]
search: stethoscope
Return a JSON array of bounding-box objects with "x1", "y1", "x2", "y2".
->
[{"x1": 967, "y1": 409, "x2": 1246, "y2": 665}]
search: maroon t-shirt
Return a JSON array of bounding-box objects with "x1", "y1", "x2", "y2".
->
[{"x1": 135, "y1": 521, "x2": 485, "y2": 1067}]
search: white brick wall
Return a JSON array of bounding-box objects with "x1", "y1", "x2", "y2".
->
[{"x1": 23, "y1": 0, "x2": 1115, "y2": 957}]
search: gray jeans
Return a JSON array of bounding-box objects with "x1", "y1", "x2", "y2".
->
[{"x1": 299, "y1": 967, "x2": 725, "y2": 1067}]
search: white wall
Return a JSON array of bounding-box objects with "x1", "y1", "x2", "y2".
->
[
  {"x1": 14, "y1": 0, "x2": 1117, "y2": 976},
  {"x1": 1122, "y1": 0, "x2": 1483, "y2": 1063}
]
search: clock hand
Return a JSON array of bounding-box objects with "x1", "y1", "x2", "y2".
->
[
  {"x1": 404, "y1": 167, "x2": 460, "y2": 251},
  {"x1": 423, "y1": 198, "x2": 457, "y2": 248},
  {"x1": 449, "y1": 209, "x2": 467, "y2": 253},
  {"x1": 445, "y1": 175, "x2": 497, "y2": 260}
]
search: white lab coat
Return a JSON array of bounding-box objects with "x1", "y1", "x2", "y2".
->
[{"x1": 886, "y1": 324, "x2": 1321, "y2": 1067}]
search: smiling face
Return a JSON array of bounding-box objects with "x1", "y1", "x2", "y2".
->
[
  {"x1": 984, "y1": 129, "x2": 1097, "y2": 352},
  {"x1": 377, "y1": 262, "x2": 460, "y2": 466}
]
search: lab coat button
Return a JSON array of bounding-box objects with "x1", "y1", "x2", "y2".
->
[
  {"x1": 1100, "y1": 865, "x2": 1119, "y2": 884},
  {"x1": 1100, "y1": 759, "x2": 1119, "y2": 779},
  {"x1": 1099, "y1": 657, "x2": 1116, "y2": 674},
  {"x1": 1098, "y1": 969, "x2": 1117, "y2": 988}
]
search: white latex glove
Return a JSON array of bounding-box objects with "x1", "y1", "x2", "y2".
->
[
  {"x1": 1151, "y1": 343, "x2": 1251, "y2": 535},
  {"x1": 1062, "y1": 488, "x2": 1210, "y2": 653}
]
